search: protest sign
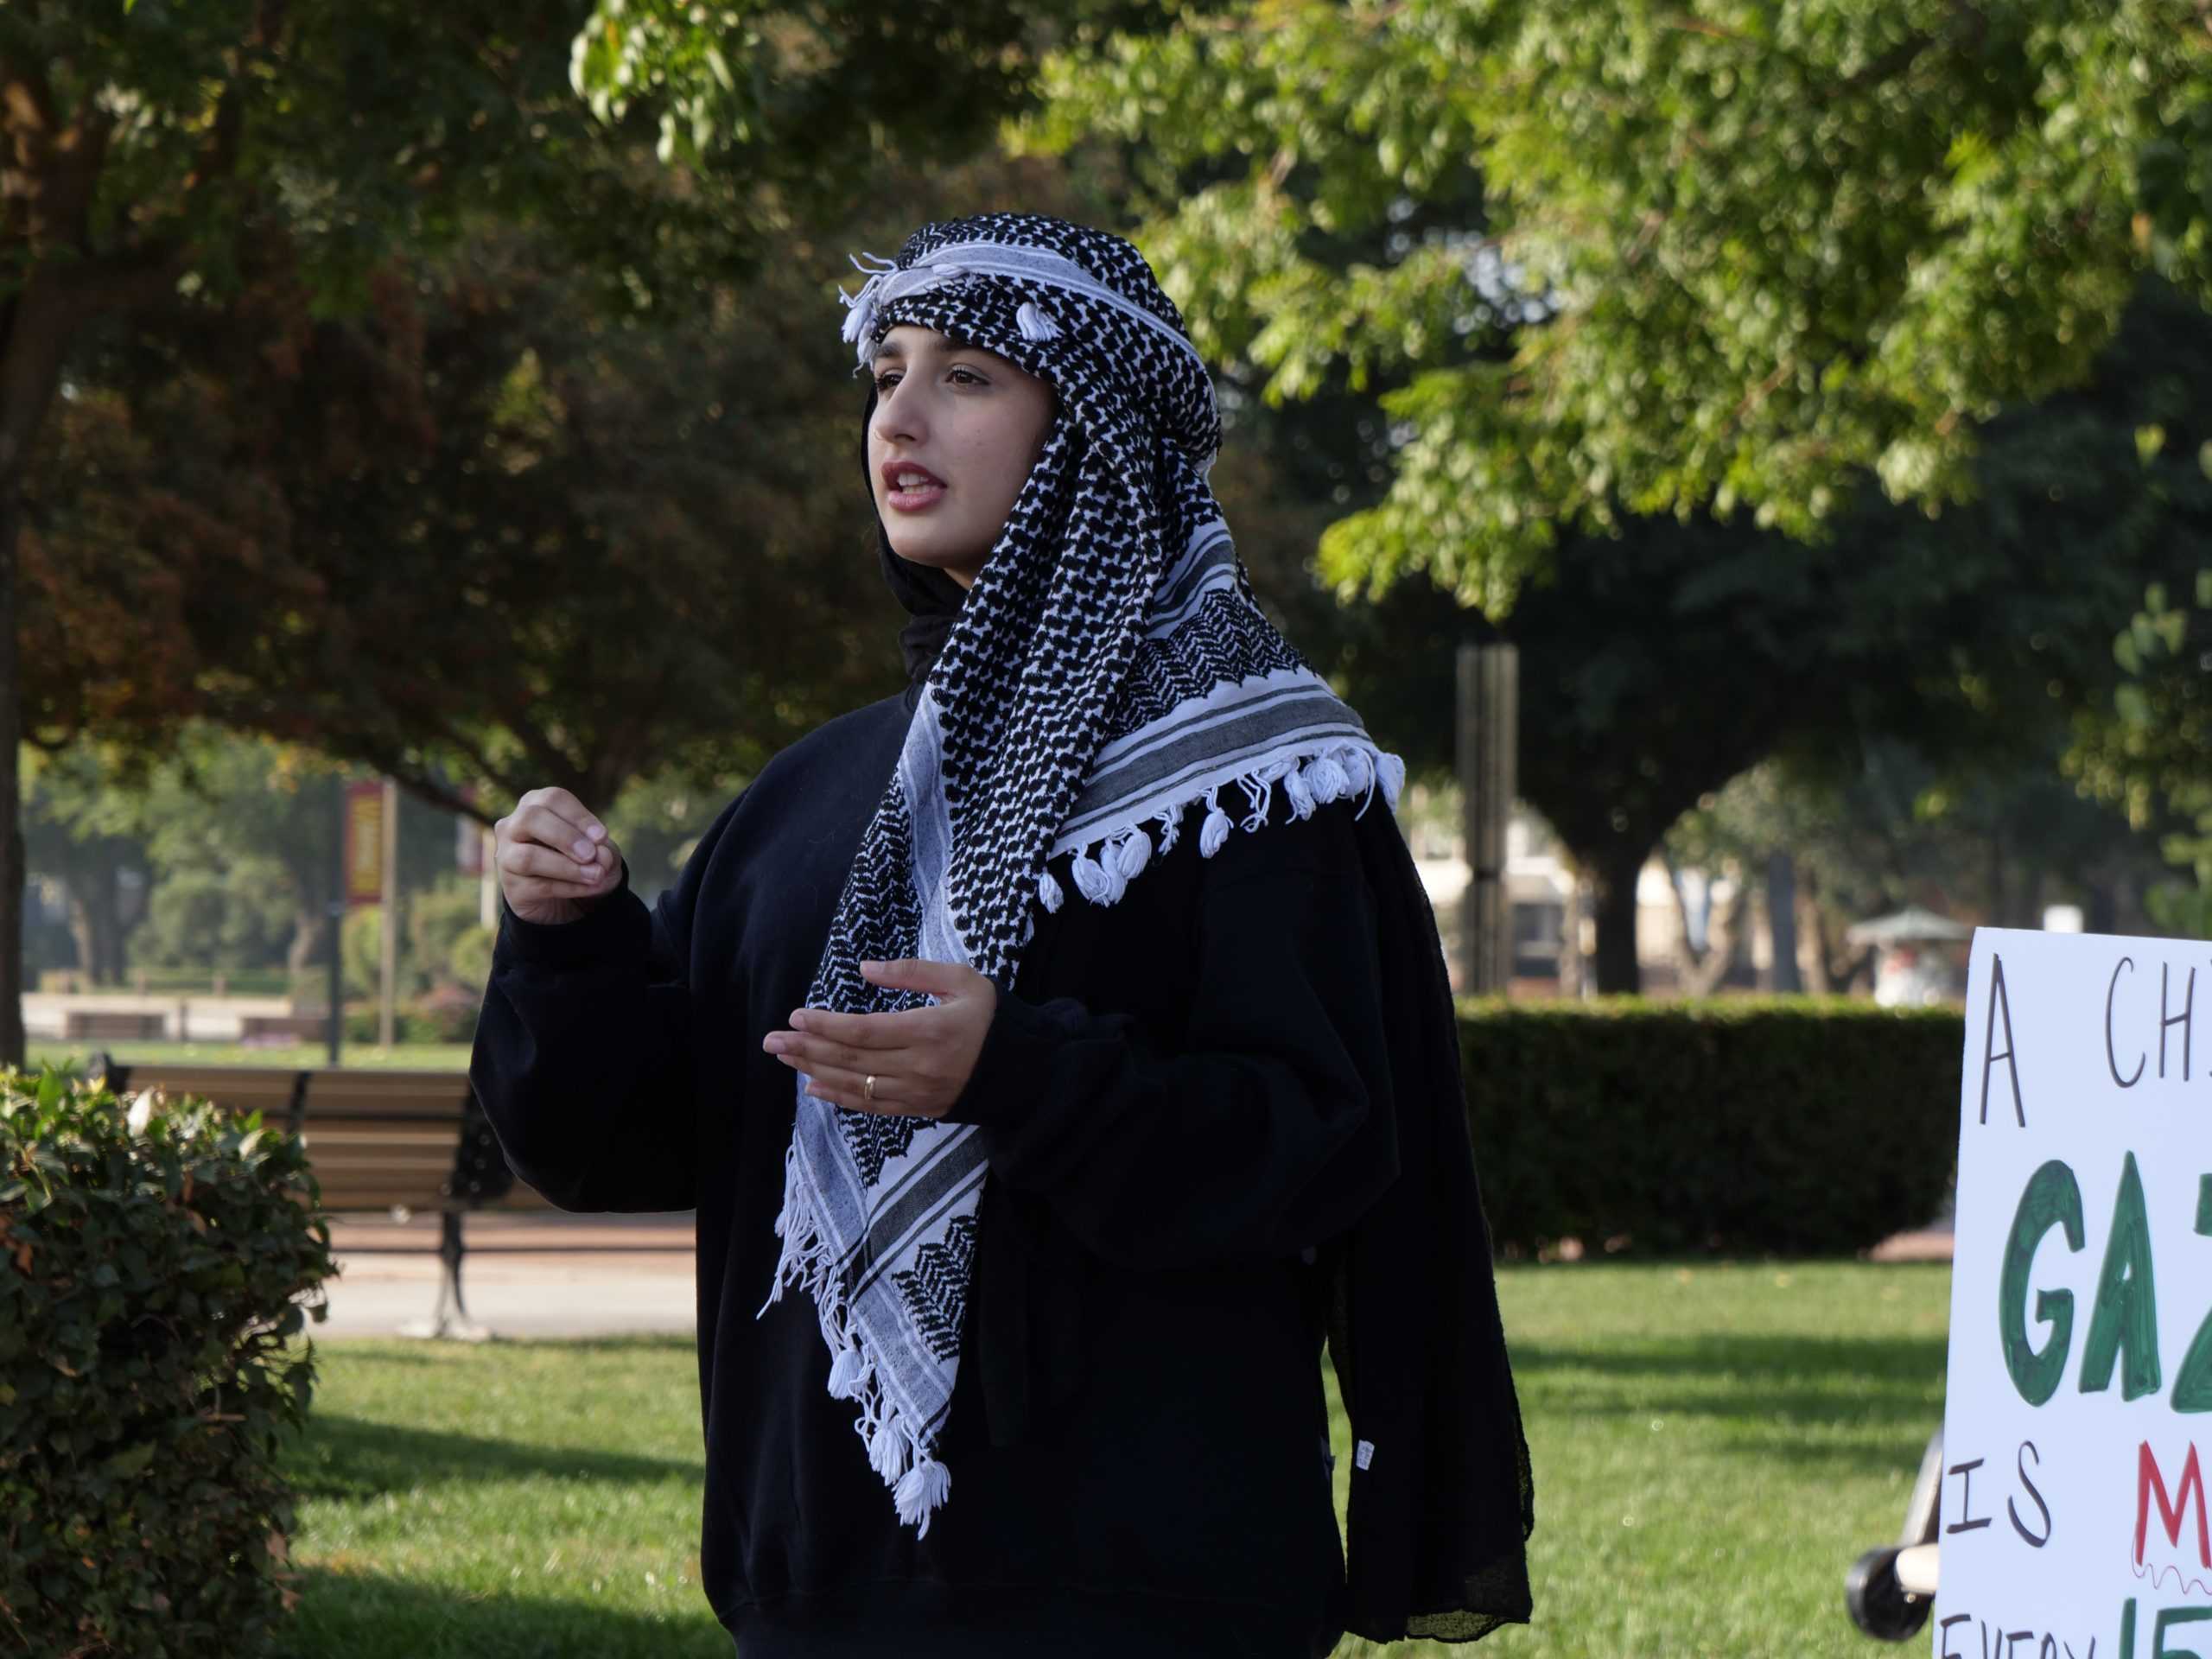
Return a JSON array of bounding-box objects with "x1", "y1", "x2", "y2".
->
[{"x1": 1940, "y1": 927, "x2": 2211, "y2": 1659}]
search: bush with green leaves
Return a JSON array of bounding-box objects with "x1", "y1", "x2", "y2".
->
[
  {"x1": 0, "y1": 1065, "x2": 334, "y2": 1656},
  {"x1": 1463, "y1": 998, "x2": 1962, "y2": 1256}
]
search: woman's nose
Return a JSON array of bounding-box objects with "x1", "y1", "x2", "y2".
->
[{"x1": 874, "y1": 385, "x2": 922, "y2": 445}]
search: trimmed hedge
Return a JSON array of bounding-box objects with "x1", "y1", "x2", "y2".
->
[
  {"x1": 1460, "y1": 997, "x2": 1963, "y2": 1257},
  {"x1": 0, "y1": 1065, "x2": 335, "y2": 1656}
]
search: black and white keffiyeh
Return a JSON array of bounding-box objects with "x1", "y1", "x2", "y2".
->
[{"x1": 755, "y1": 213, "x2": 1407, "y2": 1537}]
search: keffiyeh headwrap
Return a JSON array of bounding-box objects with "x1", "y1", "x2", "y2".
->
[{"x1": 757, "y1": 216, "x2": 1529, "y2": 1643}]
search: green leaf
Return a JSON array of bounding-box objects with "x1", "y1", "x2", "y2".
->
[{"x1": 101, "y1": 1443, "x2": 156, "y2": 1480}]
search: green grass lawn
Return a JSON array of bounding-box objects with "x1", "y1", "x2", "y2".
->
[
  {"x1": 274, "y1": 1260, "x2": 1950, "y2": 1658},
  {"x1": 35, "y1": 1040, "x2": 476, "y2": 1072}
]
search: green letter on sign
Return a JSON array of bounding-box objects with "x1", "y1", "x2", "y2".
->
[
  {"x1": 2003, "y1": 1159, "x2": 2085, "y2": 1405},
  {"x1": 2082, "y1": 1151, "x2": 2164, "y2": 1401}
]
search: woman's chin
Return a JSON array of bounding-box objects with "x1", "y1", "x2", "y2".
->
[{"x1": 890, "y1": 541, "x2": 983, "y2": 576}]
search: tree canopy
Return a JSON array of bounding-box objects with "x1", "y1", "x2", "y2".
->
[
  {"x1": 1013, "y1": 0, "x2": 2212, "y2": 610},
  {"x1": 2, "y1": 0, "x2": 1110, "y2": 1058}
]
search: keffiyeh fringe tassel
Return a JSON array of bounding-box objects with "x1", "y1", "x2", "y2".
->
[
  {"x1": 1036, "y1": 741, "x2": 1406, "y2": 915},
  {"x1": 759, "y1": 1145, "x2": 956, "y2": 1536}
]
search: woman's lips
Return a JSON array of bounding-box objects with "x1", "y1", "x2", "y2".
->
[
  {"x1": 882, "y1": 460, "x2": 946, "y2": 512},
  {"x1": 887, "y1": 480, "x2": 946, "y2": 512}
]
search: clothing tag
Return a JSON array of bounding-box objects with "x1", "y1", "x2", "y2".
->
[{"x1": 1354, "y1": 1439, "x2": 1375, "y2": 1471}]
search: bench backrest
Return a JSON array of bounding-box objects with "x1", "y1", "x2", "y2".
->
[
  {"x1": 92, "y1": 1059, "x2": 308, "y2": 1133},
  {"x1": 296, "y1": 1068, "x2": 473, "y2": 1215},
  {"x1": 89, "y1": 1058, "x2": 549, "y2": 1217}
]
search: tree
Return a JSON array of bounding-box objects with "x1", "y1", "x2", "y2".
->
[
  {"x1": 25, "y1": 728, "x2": 462, "y2": 989},
  {"x1": 1016, "y1": 0, "x2": 2212, "y2": 607},
  {"x1": 1666, "y1": 736, "x2": 2183, "y2": 999},
  {"x1": 21, "y1": 746, "x2": 154, "y2": 987},
  {"x1": 1221, "y1": 272, "x2": 2212, "y2": 988},
  {"x1": 1, "y1": 0, "x2": 1118, "y2": 1063},
  {"x1": 2066, "y1": 565, "x2": 2212, "y2": 937},
  {"x1": 997, "y1": 4, "x2": 2212, "y2": 986}
]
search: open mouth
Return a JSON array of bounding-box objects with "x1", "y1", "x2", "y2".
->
[{"x1": 883, "y1": 461, "x2": 947, "y2": 512}]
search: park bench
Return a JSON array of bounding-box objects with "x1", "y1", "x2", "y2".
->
[
  {"x1": 63, "y1": 1009, "x2": 168, "y2": 1042},
  {"x1": 237, "y1": 1013, "x2": 335, "y2": 1044},
  {"x1": 89, "y1": 1056, "x2": 547, "y2": 1340}
]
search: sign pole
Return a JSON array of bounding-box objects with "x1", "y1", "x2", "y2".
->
[
  {"x1": 327, "y1": 777, "x2": 344, "y2": 1066},
  {"x1": 378, "y1": 778, "x2": 399, "y2": 1048},
  {"x1": 1456, "y1": 641, "x2": 1518, "y2": 995}
]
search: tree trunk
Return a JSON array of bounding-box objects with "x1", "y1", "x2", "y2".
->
[
  {"x1": 1587, "y1": 844, "x2": 1645, "y2": 995},
  {"x1": 58, "y1": 848, "x2": 143, "y2": 986},
  {"x1": 1765, "y1": 849, "x2": 1802, "y2": 993},
  {"x1": 64, "y1": 891, "x2": 94, "y2": 987},
  {"x1": 1680, "y1": 865, "x2": 1751, "y2": 997},
  {"x1": 1797, "y1": 871, "x2": 1834, "y2": 994},
  {"x1": 0, "y1": 490, "x2": 22, "y2": 1064},
  {"x1": 1556, "y1": 879, "x2": 1585, "y2": 998},
  {"x1": 2086, "y1": 871, "x2": 2118, "y2": 935},
  {"x1": 0, "y1": 275, "x2": 90, "y2": 1065},
  {"x1": 287, "y1": 906, "x2": 327, "y2": 988}
]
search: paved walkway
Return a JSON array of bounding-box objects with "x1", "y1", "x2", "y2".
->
[
  {"x1": 315, "y1": 1210, "x2": 697, "y2": 1340},
  {"x1": 309, "y1": 1208, "x2": 1956, "y2": 1343}
]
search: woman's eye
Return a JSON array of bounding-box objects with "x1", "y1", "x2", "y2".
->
[
  {"x1": 948, "y1": 366, "x2": 985, "y2": 385},
  {"x1": 874, "y1": 371, "x2": 901, "y2": 392}
]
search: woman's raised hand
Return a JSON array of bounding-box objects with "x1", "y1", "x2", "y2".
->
[{"x1": 494, "y1": 787, "x2": 624, "y2": 925}]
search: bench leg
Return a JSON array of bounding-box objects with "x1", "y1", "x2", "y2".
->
[{"x1": 397, "y1": 1211, "x2": 493, "y2": 1342}]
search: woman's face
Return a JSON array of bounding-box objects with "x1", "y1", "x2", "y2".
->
[{"x1": 868, "y1": 324, "x2": 1058, "y2": 590}]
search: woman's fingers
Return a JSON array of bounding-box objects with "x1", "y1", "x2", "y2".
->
[
  {"x1": 494, "y1": 788, "x2": 620, "y2": 925},
  {"x1": 513, "y1": 793, "x2": 605, "y2": 860},
  {"x1": 763, "y1": 1029, "x2": 921, "y2": 1071},
  {"x1": 500, "y1": 839, "x2": 613, "y2": 887},
  {"x1": 778, "y1": 1056, "x2": 938, "y2": 1118}
]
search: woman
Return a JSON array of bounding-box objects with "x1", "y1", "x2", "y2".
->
[{"x1": 470, "y1": 212, "x2": 1532, "y2": 1656}]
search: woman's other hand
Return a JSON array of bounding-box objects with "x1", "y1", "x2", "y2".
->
[
  {"x1": 760, "y1": 960, "x2": 997, "y2": 1119},
  {"x1": 495, "y1": 787, "x2": 623, "y2": 925}
]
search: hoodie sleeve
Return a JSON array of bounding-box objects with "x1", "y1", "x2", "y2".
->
[
  {"x1": 467, "y1": 792, "x2": 744, "y2": 1213},
  {"x1": 938, "y1": 792, "x2": 1403, "y2": 1273}
]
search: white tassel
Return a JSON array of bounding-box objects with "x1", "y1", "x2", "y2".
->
[
  {"x1": 894, "y1": 1450, "x2": 952, "y2": 1537},
  {"x1": 1376, "y1": 752, "x2": 1406, "y2": 810},
  {"x1": 1156, "y1": 803, "x2": 1183, "y2": 855},
  {"x1": 869, "y1": 1410, "x2": 912, "y2": 1482},
  {"x1": 1097, "y1": 857, "x2": 1129, "y2": 906},
  {"x1": 1015, "y1": 301, "x2": 1063, "y2": 342},
  {"x1": 1199, "y1": 790, "x2": 1231, "y2": 858},
  {"x1": 1070, "y1": 847, "x2": 1113, "y2": 904},
  {"x1": 1344, "y1": 747, "x2": 1374, "y2": 798},
  {"x1": 828, "y1": 1344, "x2": 869, "y2": 1400},
  {"x1": 1306, "y1": 753, "x2": 1351, "y2": 803},
  {"x1": 1237, "y1": 772, "x2": 1274, "y2": 834},
  {"x1": 1113, "y1": 828, "x2": 1152, "y2": 880},
  {"x1": 1037, "y1": 864, "x2": 1064, "y2": 913},
  {"x1": 1283, "y1": 760, "x2": 1316, "y2": 820}
]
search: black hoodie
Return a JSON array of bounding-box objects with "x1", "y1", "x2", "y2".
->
[{"x1": 467, "y1": 397, "x2": 1532, "y2": 1656}]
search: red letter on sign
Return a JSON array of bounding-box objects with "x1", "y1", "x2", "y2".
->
[{"x1": 2137, "y1": 1440, "x2": 2212, "y2": 1569}]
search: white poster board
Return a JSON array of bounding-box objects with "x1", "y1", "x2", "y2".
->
[{"x1": 1941, "y1": 927, "x2": 2212, "y2": 1659}]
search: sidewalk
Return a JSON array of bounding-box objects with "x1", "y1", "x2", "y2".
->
[
  {"x1": 308, "y1": 1207, "x2": 1957, "y2": 1342},
  {"x1": 314, "y1": 1210, "x2": 698, "y2": 1340}
]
